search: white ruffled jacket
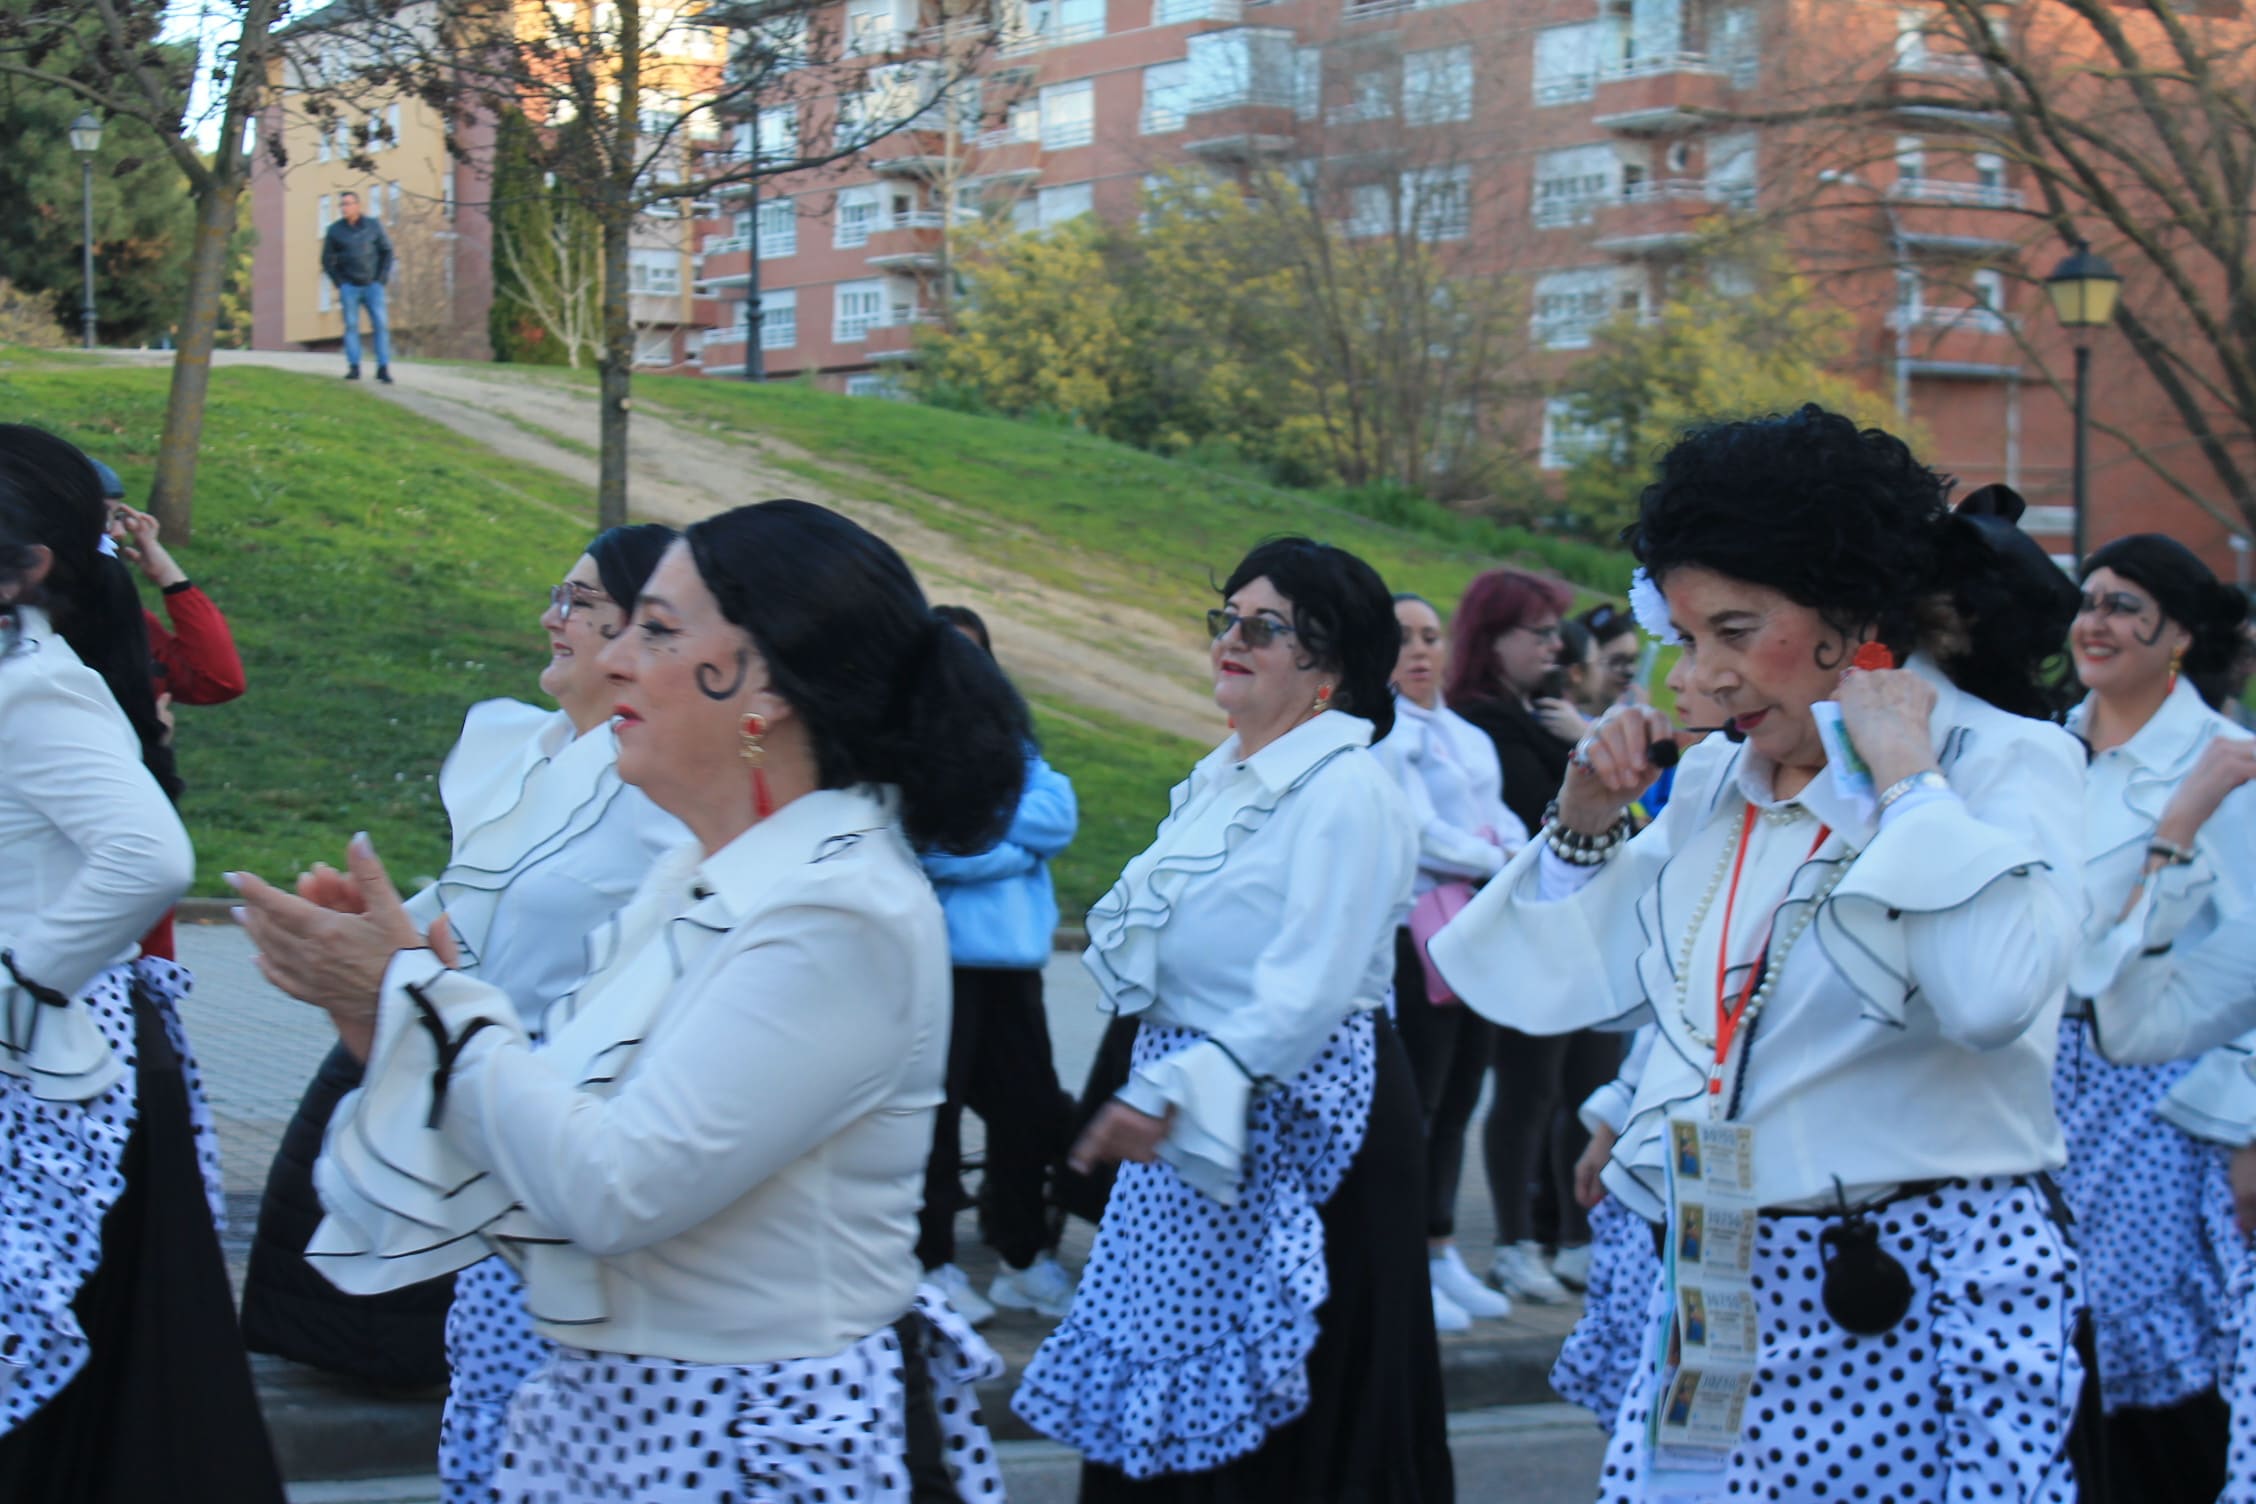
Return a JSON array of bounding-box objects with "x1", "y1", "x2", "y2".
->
[
  {"x1": 309, "y1": 787, "x2": 953, "y2": 1366},
  {"x1": 2075, "y1": 680, "x2": 2256, "y2": 1145},
  {"x1": 1430, "y1": 656, "x2": 2086, "y2": 1220},
  {"x1": 402, "y1": 698, "x2": 684, "y2": 1029},
  {"x1": 0, "y1": 606, "x2": 191, "y2": 1101},
  {"x1": 1085, "y1": 712, "x2": 1415, "y2": 1202}
]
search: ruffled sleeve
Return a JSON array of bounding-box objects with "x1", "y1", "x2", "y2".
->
[
  {"x1": 2088, "y1": 875, "x2": 2256, "y2": 1065},
  {"x1": 1809, "y1": 724, "x2": 2083, "y2": 1046},
  {"x1": 306, "y1": 950, "x2": 524, "y2": 1293},
  {"x1": 2157, "y1": 1034, "x2": 2256, "y2": 1149}
]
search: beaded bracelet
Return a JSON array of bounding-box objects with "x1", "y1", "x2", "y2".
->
[
  {"x1": 2148, "y1": 838, "x2": 2197, "y2": 867},
  {"x1": 1541, "y1": 800, "x2": 1633, "y2": 867}
]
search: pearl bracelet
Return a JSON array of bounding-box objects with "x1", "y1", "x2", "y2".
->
[{"x1": 1541, "y1": 801, "x2": 1632, "y2": 867}]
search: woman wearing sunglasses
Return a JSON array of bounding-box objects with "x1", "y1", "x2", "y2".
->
[
  {"x1": 1016, "y1": 537, "x2": 1451, "y2": 1500},
  {"x1": 240, "y1": 530, "x2": 686, "y2": 1496}
]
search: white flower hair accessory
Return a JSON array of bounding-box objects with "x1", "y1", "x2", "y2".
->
[{"x1": 1628, "y1": 567, "x2": 1680, "y2": 644}]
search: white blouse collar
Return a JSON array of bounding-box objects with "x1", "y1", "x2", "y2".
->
[
  {"x1": 1722, "y1": 652, "x2": 1964, "y2": 848},
  {"x1": 686, "y1": 785, "x2": 898, "y2": 930},
  {"x1": 1202, "y1": 709, "x2": 1375, "y2": 794},
  {"x1": 2069, "y1": 675, "x2": 2220, "y2": 778}
]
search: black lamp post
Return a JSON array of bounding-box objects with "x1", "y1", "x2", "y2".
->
[
  {"x1": 69, "y1": 112, "x2": 103, "y2": 351},
  {"x1": 2045, "y1": 241, "x2": 2122, "y2": 568}
]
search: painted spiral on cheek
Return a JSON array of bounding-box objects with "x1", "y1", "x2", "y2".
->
[{"x1": 695, "y1": 647, "x2": 750, "y2": 701}]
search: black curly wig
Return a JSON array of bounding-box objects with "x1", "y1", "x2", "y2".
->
[
  {"x1": 1628, "y1": 405, "x2": 2075, "y2": 720},
  {"x1": 1223, "y1": 537, "x2": 1399, "y2": 741},
  {"x1": 2082, "y1": 534, "x2": 2249, "y2": 710}
]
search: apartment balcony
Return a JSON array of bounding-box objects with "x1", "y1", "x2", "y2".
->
[
  {"x1": 1885, "y1": 303, "x2": 2012, "y2": 336},
  {"x1": 869, "y1": 128, "x2": 953, "y2": 177},
  {"x1": 1154, "y1": 0, "x2": 1242, "y2": 24},
  {"x1": 1340, "y1": 0, "x2": 1416, "y2": 21},
  {"x1": 865, "y1": 212, "x2": 947, "y2": 270},
  {"x1": 696, "y1": 243, "x2": 757, "y2": 287},
  {"x1": 1888, "y1": 177, "x2": 2024, "y2": 210},
  {"x1": 969, "y1": 125, "x2": 1043, "y2": 182},
  {"x1": 1183, "y1": 96, "x2": 1296, "y2": 161},
  {"x1": 863, "y1": 311, "x2": 944, "y2": 360},
  {"x1": 1041, "y1": 118, "x2": 1097, "y2": 151},
  {"x1": 1592, "y1": 59, "x2": 1735, "y2": 133},
  {"x1": 1589, "y1": 179, "x2": 1747, "y2": 255}
]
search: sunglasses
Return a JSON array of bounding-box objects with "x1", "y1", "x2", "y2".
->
[
  {"x1": 549, "y1": 582, "x2": 616, "y2": 621},
  {"x1": 1207, "y1": 608, "x2": 1299, "y2": 650}
]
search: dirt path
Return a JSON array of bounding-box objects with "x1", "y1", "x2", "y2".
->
[{"x1": 172, "y1": 350, "x2": 1223, "y2": 743}]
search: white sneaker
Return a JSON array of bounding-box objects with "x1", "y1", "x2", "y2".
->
[
  {"x1": 1430, "y1": 1246, "x2": 1514, "y2": 1320},
  {"x1": 1490, "y1": 1241, "x2": 1572, "y2": 1304},
  {"x1": 990, "y1": 1254, "x2": 1077, "y2": 1318},
  {"x1": 1430, "y1": 1279, "x2": 1473, "y2": 1333},
  {"x1": 927, "y1": 1263, "x2": 997, "y2": 1326},
  {"x1": 1550, "y1": 1243, "x2": 1594, "y2": 1292}
]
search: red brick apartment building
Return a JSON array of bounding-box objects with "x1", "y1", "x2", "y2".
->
[{"x1": 253, "y1": 0, "x2": 2255, "y2": 572}]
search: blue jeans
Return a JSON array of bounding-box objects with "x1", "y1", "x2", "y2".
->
[{"x1": 337, "y1": 281, "x2": 391, "y2": 370}]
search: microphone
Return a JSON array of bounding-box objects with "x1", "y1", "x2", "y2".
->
[{"x1": 1646, "y1": 740, "x2": 1680, "y2": 770}]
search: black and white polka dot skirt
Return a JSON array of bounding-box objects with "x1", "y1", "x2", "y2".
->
[
  {"x1": 441, "y1": 1256, "x2": 553, "y2": 1503},
  {"x1": 1013, "y1": 1013, "x2": 1380, "y2": 1479},
  {"x1": 491, "y1": 1285, "x2": 1006, "y2": 1502},
  {"x1": 2053, "y1": 1015, "x2": 2237, "y2": 1412},
  {"x1": 0, "y1": 958, "x2": 222, "y2": 1435},
  {"x1": 1596, "y1": 1175, "x2": 2086, "y2": 1503},
  {"x1": 1553, "y1": 1192, "x2": 1662, "y2": 1428}
]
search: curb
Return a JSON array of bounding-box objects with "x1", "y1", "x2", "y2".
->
[{"x1": 258, "y1": 1324, "x2": 1567, "y2": 1481}]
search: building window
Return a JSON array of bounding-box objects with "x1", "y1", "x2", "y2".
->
[
  {"x1": 1895, "y1": 134, "x2": 1925, "y2": 184},
  {"x1": 1346, "y1": 182, "x2": 1392, "y2": 238},
  {"x1": 1971, "y1": 266, "x2": 2007, "y2": 327},
  {"x1": 846, "y1": 373, "x2": 905, "y2": 398},
  {"x1": 1330, "y1": 68, "x2": 1394, "y2": 124},
  {"x1": 1403, "y1": 45, "x2": 1472, "y2": 126},
  {"x1": 1533, "y1": 145, "x2": 1615, "y2": 227},
  {"x1": 835, "y1": 280, "x2": 885, "y2": 341},
  {"x1": 1037, "y1": 181, "x2": 1094, "y2": 225},
  {"x1": 1705, "y1": 131, "x2": 1757, "y2": 210},
  {"x1": 1533, "y1": 267, "x2": 1622, "y2": 349},
  {"x1": 1294, "y1": 47, "x2": 1321, "y2": 120},
  {"x1": 1974, "y1": 151, "x2": 2007, "y2": 195},
  {"x1": 760, "y1": 287, "x2": 797, "y2": 348},
  {"x1": 836, "y1": 186, "x2": 880, "y2": 247},
  {"x1": 1143, "y1": 61, "x2": 1189, "y2": 134},
  {"x1": 1186, "y1": 27, "x2": 1297, "y2": 113},
  {"x1": 635, "y1": 329, "x2": 676, "y2": 366},
  {"x1": 758, "y1": 197, "x2": 797, "y2": 258},
  {"x1": 739, "y1": 106, "x2": 798, "y2": 164},
  {"x1": 1541, "y1": 397, "x2": 1608, "y2": 471},
  {"x1": 1405, "y1": 165, "x2": 1470, "y2": 241},
  {"x1": 629, "y1": 247, "x2": 682, "y2": 295},
  {"x1": 386, "y1": 102, "x2": 402, "y2": 146},
  {"x1": 845, "y1": 0, "x2": 907, "y2": 55},
  {"x1": 1011, "y1": 0, "x2": 1106, "y2": 47},
  {"x1": 318, "y1": 122, "x2": 332, "y2": 163},
  {"x1": 1040, "y1": 79, "x2": 1095, "y2": 148}
]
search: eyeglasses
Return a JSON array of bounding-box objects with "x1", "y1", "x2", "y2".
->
[
  {"x1": 1603, "y1": 653, "x2": 1641, "y2": 676},
  {"x1": 1207, "y1": 608, "x2": 1299, "y2": 650},
  {"x1": 549, "y1": 582, "x2": 616, "y2": 621},
  {"x1": 2077, "y1": 589, "x2": 2153, "y2": 622},
  {"x1": 1511, "y1": 623, "x2": 1564, "y2": 643}
]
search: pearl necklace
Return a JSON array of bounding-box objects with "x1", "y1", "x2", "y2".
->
[{"x1": 1673, "y1": 802, "x2": 1856, "y2": 1113}]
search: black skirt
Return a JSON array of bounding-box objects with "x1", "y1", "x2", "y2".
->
[
  {"x1": 1078, "y1": 1015, "x2": 1455, "y2": 1503},
  {"x1": 0, "y1": 986, "x2": 286, "y2": 1503}
]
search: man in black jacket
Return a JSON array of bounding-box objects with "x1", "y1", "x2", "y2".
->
[{"x1": 320, "y1": 191, "x2": 395, "y2": 384}]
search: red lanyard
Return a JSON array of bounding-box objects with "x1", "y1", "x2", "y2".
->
[{"x1": 1709, "y1": 803, "x2": 1832, "y2": 1096}]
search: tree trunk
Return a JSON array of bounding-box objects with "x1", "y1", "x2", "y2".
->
[
  {"x1": 147, "y1": 168, "x2": 244, "y2": 540},
  {"x1": 596, "y1": 193, "x2": 634, "y2": 529}
]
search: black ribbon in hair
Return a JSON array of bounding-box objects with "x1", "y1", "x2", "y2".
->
[{"x1": 1946, "y1": 483, "x2": 2080, "y2": 640}]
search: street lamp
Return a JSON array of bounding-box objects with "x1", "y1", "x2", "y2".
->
[
  {"x1": 2045, "y1": 241, "x2": 2122, "y2": 568},
  {"x1": 68, "y1": 112, "x2": 102, "y2": 351}
]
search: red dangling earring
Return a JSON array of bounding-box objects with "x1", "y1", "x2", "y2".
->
[{"x1": 740, "y1": 712, "x2": 775, "y2": 819}]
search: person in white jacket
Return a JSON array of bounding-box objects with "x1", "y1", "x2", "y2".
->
[{"x1": 1373, "y1": 591, "x2": 1526, "y2": 1332}]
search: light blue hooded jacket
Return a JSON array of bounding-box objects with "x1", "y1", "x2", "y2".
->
[{"x1": 920, "y1": 747, "x2": 1077, "y2": 970}]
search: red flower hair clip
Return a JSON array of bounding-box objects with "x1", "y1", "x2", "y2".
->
[{"x1": 1850, "y1": 642, "x2": 1896, "y2": 673}]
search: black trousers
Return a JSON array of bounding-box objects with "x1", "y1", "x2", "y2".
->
[
  {"x1": 916, "y1": 965, "x2": 1076, "y2": 1272},
  {"x1": 1390, "y1": 928, "x2": 1493, "y2": 1240},
  {"x1": 1531, "y1": 1029, "x2": 1626, "y2": 1250}
]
